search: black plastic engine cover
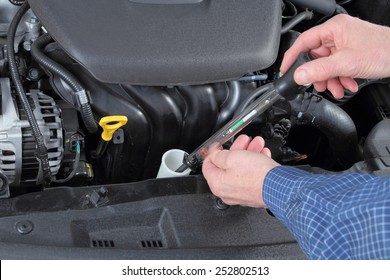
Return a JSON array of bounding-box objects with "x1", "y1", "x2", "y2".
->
[{"x1": 28, "y1": 0, "x2": 281, "y2": 85}]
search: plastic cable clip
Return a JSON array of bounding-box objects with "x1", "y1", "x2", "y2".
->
[{"x1": 75, "y1": 89, "x2": 89, "y2": 106}]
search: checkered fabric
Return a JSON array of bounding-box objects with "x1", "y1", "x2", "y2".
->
[{"x1": 263, "y1": 166, "x2": 390, "y2": 259}]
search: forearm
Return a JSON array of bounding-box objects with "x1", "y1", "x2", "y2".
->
[{"x1": 263, "y1": 166, "x2": 390, "y2": 259}]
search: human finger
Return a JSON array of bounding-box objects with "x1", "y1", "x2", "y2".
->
[
  {"x1": 327, "y1": 78, "x2": 345, "y2": 99},
  {"x1": 208, "y1": 149, "x2": 231, "y2": 170},
  {"x1": 280, "y1": 24, "x2": 327, "y2": 73},
  {"x1": 202, "y1": 156, "x2": 225, "y2": 192},
  {"x1": 204, "y1": 142, "x2": 223, "y2": 158},
  {"x1": 314, "y1": 81, "x2": 327, "y2": 92},
  {"x1": 247, "y1": 136, "x2": 266, "y2": 152},
  {"x1": 230, "y1": 134, "x2": 251, "y2": 151},
  {"x1": 310, "y1": 45, "x2": 331, "y2": 58},
  {"x1": 261, "y1": 147, "x2": 272, "y2": 158},
  {"x1": 339, "y1": 76, "x2": 358, "y2": 93},
  {"x1": 294, "y1": 54, "x2": 343, "y2": 85}
]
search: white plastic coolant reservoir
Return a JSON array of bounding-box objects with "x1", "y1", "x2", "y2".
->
[{"x1": 157, "y1": 149, "x2": 191, "y2": 178}]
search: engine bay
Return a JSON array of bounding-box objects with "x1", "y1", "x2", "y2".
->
[{"x1": 1, "y1": 0, "x2": 390, "y2": 259}]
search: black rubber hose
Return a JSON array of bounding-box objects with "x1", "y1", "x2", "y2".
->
[
  {"x1": 289, "y1": 0, "x2": 336, "y2": 16},
  {"x1": 335, "y1": 4, "x2": 348, "y2": 14},
  {"x1": 235, "y1": 83, "x2": 273, "y2": 115},
  {"x1": 289, "y1": 93, "x2": 362, "y2": 168},
  {"x1": 7, "y1": 2, "x2": 52, "y2": 185},
  {"x1": 281, "y1": 10, "x2": 314, "y2": 35},
  {"x1": 214, "y1": 81, "x2": 241, "y2": 129},
  {"x1": 31, "y1": 33, "x2": 98, "y2": 134}
]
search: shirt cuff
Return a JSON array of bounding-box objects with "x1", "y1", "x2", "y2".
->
[{"x1": 263, "y1": 166, "x2": 311, "y2": 222}]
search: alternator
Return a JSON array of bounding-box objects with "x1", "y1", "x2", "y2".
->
[{"x1": 0, "y1": 78, "x2": 63, "y2": 197}]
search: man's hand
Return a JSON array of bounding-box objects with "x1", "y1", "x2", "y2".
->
[
  {"x1": 202, "y1": 135, "x2": 279, "y2": 207},
  {"x1": 281, "y1": 14, "x2": 390, "y2": 99}
]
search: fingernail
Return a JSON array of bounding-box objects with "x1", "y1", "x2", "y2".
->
[
  {"x1": 295, "y1": 69, "x2": 311, "y2": 85},
  {"x1": 350, "y1": 83, "x2": 359, "y2": 93}
]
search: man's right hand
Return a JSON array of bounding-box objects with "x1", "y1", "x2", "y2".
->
[
  {"x1": 281, "y1": 14, "x2": 390, "y2": 99},
  {"x1": 202, "y1": 135, "x2": 279, "y2": 207}
]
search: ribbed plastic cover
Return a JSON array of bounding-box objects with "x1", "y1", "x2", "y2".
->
[{"x1": 29, "y1": 0, "x2": 281, "y2": 85}]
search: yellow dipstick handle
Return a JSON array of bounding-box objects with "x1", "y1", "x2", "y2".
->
[{"x1": 99, "y1": 116, "x2": 128, "y2": 141}]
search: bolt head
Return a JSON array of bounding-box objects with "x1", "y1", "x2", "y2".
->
[
  {"x1": 215, "y1": 197, "x2": 229, "y2": 210},
  {"x1": 16, "y1": 220, "x2": 34, "y2": 235},
  {"x1": 23, "y1": 41, "x2": 32, "y2": 51},
  {"x1": 28, "y1": 68, "x2": 40, "y2": 80}
]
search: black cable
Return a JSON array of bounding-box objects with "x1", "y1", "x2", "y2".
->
[
  {"x1": 80, "y1": 103, "x2": 98, "y2": 133},
  {"x1": 8, "y1": 0, "x2": 25, "y2": 6},
  {"x1": 235, "y1": 83, "x2": 274, "y2": 115},
  {"x1": 282, "y1": 1, "x2": 298, "y2": 19},
  {"x1": 289, "y1": 0, "x2": 336, "y2": 16},
  {"x1": 7, "y1": 2, "x2": 52, "y2": 186},
  {"x1": 54, "y1": 141, "x2": 81, "y2": 184},
  {"x1": 32, "y1": 34, "x2": 83, "y2": 91},
  {"x1": 281, "y1": 10, "x2": 314, "y2": 34},
  {"x1": 315, "y1": 3, "x2": 349, "y2": 26},
  {"x1": 31, "y1": 33, "x2": 98, "y2": 134}
]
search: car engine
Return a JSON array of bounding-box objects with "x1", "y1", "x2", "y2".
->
[
  {"x1": 1, "y1": 0, "x2": 390, "y2": 197},
  {"x1": 0, "y1": 0, "x2": 390, "y2": 259}
]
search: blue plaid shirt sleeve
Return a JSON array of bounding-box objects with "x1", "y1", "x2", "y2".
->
[{"x1": 263, "y1": 166, "x2": 390, "y2": 259}]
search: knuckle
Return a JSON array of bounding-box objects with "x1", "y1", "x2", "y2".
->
[
  {"x1": 332, "y1": 14, "x2": 350, "y2": 25},
  {"x1": 315, "y1": 61, "x2": 332, "y2": 79}
]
